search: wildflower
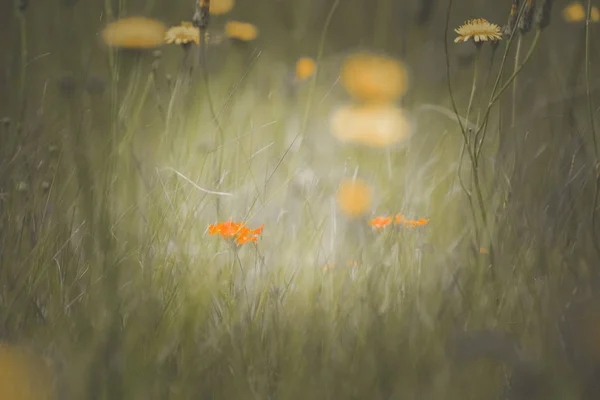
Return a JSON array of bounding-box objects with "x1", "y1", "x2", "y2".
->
[
  {"x1": 369, "y1": 216, "x2": 393, "y2": 229},
  {"x1": 336, "y1": 178, "x2": 373, "y2": 218},
  {"x1": 165, "y1": 21, "x2": 200, "y2": 45},
  {"x1": 208, "y1": 220, "x2": 263, "y2": 245},
  {"x1": 295, "y1": 57, "x2": 317, "y2": 81},
  {"x1": 330, "y1": 103, "x2": 412, "y2": 148},
  {"x1": 394, "y1": 213, "x2": 430, "y2": 228},
  {"x1": 479, "y1": 247, "x2": 489, "y2": 254},
  {"x1": 563, "y1": 2, "x2": 600, "y2": 22},
  {"x1": 454, "y1": 18, "x2": 503, "y2": 44},
  {"x1": 207, "y1": 0, "x2": 235, "y2": 15},
  {"x1": 225, "y1": 21, "x2": 259, "y2": 41},
  {"x1": 340, "y1": 52, "x2": 409, "y2": 103},
  {"x1": 101, "y1": 16, "x2": 167, "y2": 49}
]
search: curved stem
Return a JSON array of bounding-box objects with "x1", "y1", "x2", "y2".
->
[
  {"x1": 476, "y1": 29, "x2": 541, "y2": 160},
  {"x1": 511, "y1": 34, "x2": 522, "y2": 127},
  {"x1": 466, "y1": 47, "x2": 481, "y2": 125}
]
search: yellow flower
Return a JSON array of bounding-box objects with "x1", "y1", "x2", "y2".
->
[
  {"x1": 454, "y1": 18, "x2": 502, "y2": 43},
  {"x1": 563, "y1": 2, "x2": 600, "y2": 22},
  {"x1": 340, "y1": 52, "x2": 409, "y2": 103},
  {"x1": 336, "y1": 178, "x2": 373, "y2": 218},
  {"x1": 330, "y1": 103, "x2": 412, "y2": 148},
  {"x1": 225, "y1": 21, "x2": 259, "y2": 41},
  {"x1": 203, "y1": 0, "x2": 235, "y2": 15},
  {"x1": 165, "y1": 22, "x2": 200, "y2": 45},
  {"x1": 102, "y1": 16, "x2": 167, "y2": 49},
  {"x1": 295, "y1": 57, "x2": 317, "y2": 81}
]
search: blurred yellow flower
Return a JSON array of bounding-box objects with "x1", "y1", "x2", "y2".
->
[
  {"x1": 454, "y1": 18, "x2": 502, "y2": 43},
  {"x1": 165, "y1": 22, "x2": 200, "y2": 45},
  {"x1": 340, "y1": 52, "x2": 408, "y2": 103},
  {"x1": 102, "y1": 16, "x2": 167, "y2": 49},
  {"x1": 295, "y1": 57, "x2": 317, "y2": 81},
  {"x1": 203, "y1": 0, "x2": 235, "y2": 15},
  {"x1": 330, "y1": 103, "x2": 412, "y2": 148},
  {"x1": 0, "y1": 343, "x2": 55, "y2": 400},
  {"x1": 563, "y1": 2, "x2": 600, "y2": 22},
  {"x1": 225, "y1": 21, "x2": 259, "y2": 41},
  {"x1": 336, "y1": 178, "x2": 373, "y2": 218}
]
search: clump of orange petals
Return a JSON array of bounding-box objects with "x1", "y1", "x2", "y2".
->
[
  {"x1": 208, "y1": 220, "x2": 264, "y2": 245},
  {"x1": 369, "y1": 213, "x2": 430, "y2": 230}
]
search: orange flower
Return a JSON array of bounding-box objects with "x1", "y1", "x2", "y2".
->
[
  {"x1": 369, "y1": 216, "x2": 392, "y2": 229},
  {"x1": 208, "y1": 220, "x2": 263, "y2": 245},
  {"x1": 479, "y1": 247, "x2": 489, "y2": 254},
  {"x1": 393, "y1": 213, "x2": 430, "y2": 228}
]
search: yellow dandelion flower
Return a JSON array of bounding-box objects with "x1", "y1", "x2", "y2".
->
[
  {"x1": 336, "y1": 178, "x2": 373, "y2": 218},
  {"x1": 165, "y1": 22, "x2": 200, "y2": 45},
  {"x1": 340, "y1": 52, "x2": 409, "y2": 103},
  {"x1": 454, "y1": 18, "x2": 503, "y2": 44}
]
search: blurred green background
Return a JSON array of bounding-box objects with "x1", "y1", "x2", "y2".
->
[{"x1": 2, "y1": 0, "x2": 600, "y2": 399}]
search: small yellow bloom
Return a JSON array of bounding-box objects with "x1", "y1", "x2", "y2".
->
[
  {"x1": 165, "y1": 22, "x2": 200, "y2": 45},
  {"x1": 295, "y1": 57, "x2": 316, "y2": 81},
  {"x1": 454, "y1": 18, "x2": 503, "y2": 43},
  {"x1": 336, "y1": 178, "x2": 373, "y2": 218}
]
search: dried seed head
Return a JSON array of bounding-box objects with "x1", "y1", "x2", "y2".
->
[
  {"x1": 507, "y1": 0, "x2": 520, "y2": 33},
  {"x1": 535, "y1": 0, "x2": 554, "y2": 30},
  {"x1": 518, "y1": 0, "x2": 536, "y2": 34}
]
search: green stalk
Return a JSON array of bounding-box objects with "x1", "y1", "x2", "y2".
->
[{"x1": 511, "y1": 34, "x2": 523, "y2": 127}]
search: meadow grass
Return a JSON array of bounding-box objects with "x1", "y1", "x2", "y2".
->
[{"x1": 1, "y1": 0, "x2": 600, "y2": 399}]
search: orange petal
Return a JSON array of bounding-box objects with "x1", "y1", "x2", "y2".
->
[{"x1": 250, "y1": 224, "x2": 264, "y2": 235}]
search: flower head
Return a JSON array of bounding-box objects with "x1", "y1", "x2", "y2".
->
[
  {"x1": 165, "y1": 22, "x2": 200, "y2": 45},
  {"x1": 225, "y1": 21, "x2": 259, "y2": 41},
  {"x1": 340, "y1": 52, "x2": 409, "y2": 103},
  {"x1": 208, "y1": 220, "x2": 263, "y2": 245},
  {"x1": 330, "y1": 103, "x2": 412, "y2": 148},
  {"x1": 454, "y1": 18, "x2": 503, "y2": 44},
  {"x1": 394, "y1": 213, "x2": 430, "y2": 228},
  {"x1": 102, "y1": 16, "x2": 167, "y2": 49},
  {"x1": 206, "y1": 0, "x2": 235, "y2": 15},
  {"x1": 295, "y1": 57, "x2": 317, "y2": 81},
  {"x1": 336, "y1": 178, "x2": 373, "y2": 218},
  {"x1": 369, "y1": 216, "x2": 393, "y2": 230},
  {"x1": 563, "y1": 2, "x2": 600, "y2": 22}
]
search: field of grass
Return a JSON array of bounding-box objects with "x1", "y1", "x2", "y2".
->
[{"x1": 2, "y1": 0, "x2": 600, "y2": 399}]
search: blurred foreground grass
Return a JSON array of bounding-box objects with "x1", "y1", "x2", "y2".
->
[{"x1": 2, "y1": 0, "x2": 600, "y2": 399}]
